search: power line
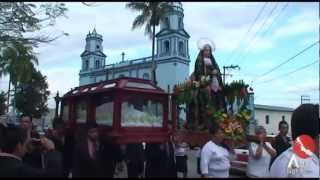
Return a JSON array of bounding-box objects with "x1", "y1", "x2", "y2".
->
[
  {"x1": 225, "y1": 2, "x2": 268, "y2": 65},
  {"x1": 255, "y1": 60, "x2": 319, "y2": 84},
  {"x1": 239, "y1": 2, "x2": 290, "y2": 65},
  {"x1": 252, "y1": 40, "x2": 319, "y2": 83},
  {"x1": 229, "y1": 3, "x2": 279, "y2": 65},
  {"x1": 259, "y1": 2, "x2": 289, "y2": 39}
]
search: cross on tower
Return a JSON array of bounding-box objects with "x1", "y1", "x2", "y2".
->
[{"x1": 121, "y1": 52, "x2": 125, "y2": 62}]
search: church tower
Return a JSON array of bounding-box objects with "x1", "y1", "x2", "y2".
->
[
  {"x1": 155, "y1": 2, "x2": 190, "y2": 92},
  {"x1": 79, "y1": 28, "x2": 107, "y2": 85}
]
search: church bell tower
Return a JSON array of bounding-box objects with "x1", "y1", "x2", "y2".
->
[
  {"x1": 79, "y1": 28, "x2": 107, "y2": 85},
  {"x1": 155, "y1": 2, "x2": 190, "y2": 92}
]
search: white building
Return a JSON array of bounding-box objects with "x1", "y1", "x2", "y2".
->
[
  {"x1": 254, "y1": 104, "x2": 294, "y2": 136},
  {"x1": 79, "y1": 2, "x2": 190, "y2": 93}
]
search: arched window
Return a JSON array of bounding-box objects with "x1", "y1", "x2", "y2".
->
[
  {"x1": 142, "y1": 73, "x2": 150, "y2": 80},
  {"x1": 164, "y1": 40, "x2": 170, "y2": 54},
  {"x1": 178, "y1": 41, "x2": 184, "y2": 56},
  {"x1": 84, "y1": 60, "x2": 89, "y2": 70},
  {"x1": 95, "y1": 60, "x2": 100, "y2": 69}
]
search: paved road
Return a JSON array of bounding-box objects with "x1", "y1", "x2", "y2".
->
[{"x1": 115, "y1": 149, "x2": 247, "y2": 178}]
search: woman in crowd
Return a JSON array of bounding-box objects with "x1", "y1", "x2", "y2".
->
[
  {"x1": 175, "y1": 141, "x2": 189, "y2": 178},
  {"x1": 200, "y1": 122, "x2": 235, "y2": 178},
  {"x1": 246, "y1": 126, "x2": 276, "y2": 178}
]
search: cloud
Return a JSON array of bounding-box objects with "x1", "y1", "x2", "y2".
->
[
  {"x1": 282, "y1": 80, "x2": 319, "y2": 94},
  {"x1": 272, "y1": 9, "x2": 318, "y2": 39},
  {"x1": 1, "y1": 2, "x2": 318, "y2": 110}
]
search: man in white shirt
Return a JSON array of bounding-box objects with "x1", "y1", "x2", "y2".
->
[
  {"x1": 270, "y1": 104, "x2": 319, "y2": 178},
  {"x1": 200, "y1": 122, "x2": 235, "y2": 178}
]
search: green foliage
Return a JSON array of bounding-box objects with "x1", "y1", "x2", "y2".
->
[
  {"x1": 0, "y1": 41, "x2": 38, "y2": 85},
  {"x1": 15, "y1": 68, "x2": 50, "y2": 118},
  {"x1": 0, "y1": 91, "x2": 6, "y2": 115},
  {"x1": 126, "y1": 2, "x2": 174, "y2": 83},
  {"x1": 126, "y1": 2, "x2": 173, "y2": 39},
  {"x1": 224, "y1": 80, "x2": 250, "y2": 110},
  {"x1": 0, "y1": 2, "x2": 68, "y2": 48}
]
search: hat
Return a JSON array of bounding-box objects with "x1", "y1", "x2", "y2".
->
[{"x1": 197, "y1": 38, "x2": 216, "y2": 51}]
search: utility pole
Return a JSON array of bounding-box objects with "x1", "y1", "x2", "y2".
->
[
  {"x1": 222, "y1": 65, "x2": 240, "y2": 84},
  {"x1": 300, "y1": 95, "x2": 310, "y2": 104}
]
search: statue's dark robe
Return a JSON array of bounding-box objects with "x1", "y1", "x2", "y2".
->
[{"x1": 186, "y1": 55, "x2": 226, "y2": 130}]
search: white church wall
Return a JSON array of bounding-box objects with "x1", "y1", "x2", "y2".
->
[
  {"x1": 96, "y1": 75, "x2": 106, "y2": 82},
  {"x1": 169, "y1": 14, "x2": 179, "y2": 30},
  {"x1": 175, "y1": 62, "x2": 190, "y2": 85},
  {"x1": 156, "y1": 61, "x2": 189, "y2": 92},
  {"x1": 114, "y1": 72, "x2": 129, "y2": 78},
  {"x1": 80, "y1": 76, "x2": 91, "y2": 86},
  {"x1": 139, "y1": 68, "x2": 152, "y2": 80}
]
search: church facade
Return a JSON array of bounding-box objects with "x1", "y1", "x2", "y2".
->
[{"x1": 79, "y1": 2, "x2": 190, "y2": 92}]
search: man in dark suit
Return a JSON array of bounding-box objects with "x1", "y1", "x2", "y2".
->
[
  {"x1": 19, "y1": 115, "x2": 43, "y2": 169},
  {"x1": 164, "y1": 136, "x2": 177, "y2": 178},
  {"x1": 145, "y1": 143, "x2": 167, "y2": 178},
  {"x1": 125, "y1": 143, "x2": 144, "y2": 178},
  {"x1": 50, "y1": 121, "x2": 73, "y2": 177},
  {"x1": 73, "y1": 123, "x2": 114, "y2": 178},
  {"x1": 270, "y1": 120, "x2": 291, "y2": 168},
  {"x1": 0, "y1": 126, "x2": 63, "y2": 177}
]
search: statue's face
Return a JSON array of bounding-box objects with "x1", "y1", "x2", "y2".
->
[{"x1": 203, "y1": 45, "x2": 211, "y2": 58}]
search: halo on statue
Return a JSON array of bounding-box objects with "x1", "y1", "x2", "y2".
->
[{"x1": 197, "y1": 38, "x2": 216, "y2": 52}]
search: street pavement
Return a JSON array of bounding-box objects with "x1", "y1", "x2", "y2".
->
[{"x1": 114, "y1": 149, "x2": 247, "y2": 178}]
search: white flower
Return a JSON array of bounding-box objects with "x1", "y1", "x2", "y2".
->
[
  {"x1": 201, "y1": 76, "x2": 206, "y2": 82},
  {"x1": 195, "y1": 82, "x2": 200, "y2": 88}
]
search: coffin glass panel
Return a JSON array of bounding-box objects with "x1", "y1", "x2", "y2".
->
[
  {"x1": 95, "y1": 97, "x2": 113, "y2": 126},
  {"x1": 121, "y1": 97, "x2": 163, "y2": 127},
  {"x1": 62, "y1": 104, "x2": 69, "y2": 122},
  {"x1": 76, "y1": 101, "x2": 87, "y2": 123}
]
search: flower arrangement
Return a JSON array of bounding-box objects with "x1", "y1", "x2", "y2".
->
[
  {"x1": 211, "y1": 108, "x2": 251, "y2": 143},
  {"x1": 223, "y1": 80, "x2": 249, "y2": 107},
  {"x1": 174, "y1": 75, "x2": 252, "y2": 144},
  {"x1": 174, "y1": 75, "x2": 211, "y2": 105}
]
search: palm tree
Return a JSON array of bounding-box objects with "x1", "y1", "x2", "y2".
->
[
  {"x1": 126, "y1": 2, "x2": 173, "y2": 85},
  {"x1": 0, "y1": 41, "x2": 38, "y2": 112}
]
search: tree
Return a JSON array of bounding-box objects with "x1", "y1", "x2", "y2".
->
[
  {"x1": 0, "y1": 91, "x2": 6, "y2": 115},
  {"x1": 0, "y1": 41, "x2": 38, "y2": 85},
  {"x1": 15, "y1": 68, "x2": 50, "y2": 118},
  {"x1": 126, "y1": 2, "x2": 173, "y2": 85},
  {"x1": 0, "y1": 41, "x2": 39, "y2": 113},
  {"x1": 0, "y1": 2, "x2": 68, "y2": 48},
  {"x1": 0, "y1": 2, "x2": 67, "y2": 112}
]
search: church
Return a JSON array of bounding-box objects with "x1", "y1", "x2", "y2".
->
[{"x1": 79, "y1": 2, "x2": 190, "y2": 93}]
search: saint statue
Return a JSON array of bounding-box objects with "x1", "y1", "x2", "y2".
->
[{"x1": 185, "y1": 40, "x2": 226, "y2": 131}]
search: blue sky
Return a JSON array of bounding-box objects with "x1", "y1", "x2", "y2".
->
[{"x1": 0, "y1": 2, "x2": 318, "y2": 109}]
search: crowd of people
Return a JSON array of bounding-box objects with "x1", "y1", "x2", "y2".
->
[
  {"x1": 0, "y1": 103, "x2": 318, "y2": 178},
  {"x1": 0, "y1": 115, "x2": 188, "y2": 178},
  {"x1": 198, "y1": 103, "x2": 319, "y2": 178}
]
